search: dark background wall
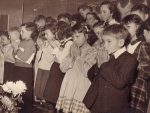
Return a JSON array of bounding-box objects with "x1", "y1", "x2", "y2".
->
[{"x1": 0, "y1": 0, "x2": 149, "y2": 29}]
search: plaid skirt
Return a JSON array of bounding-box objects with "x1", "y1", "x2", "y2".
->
[
  {"x1": 56, "y1": 97, "x2": 90, "y2": 113},
  {"x1": 56, "y1": 62, "x2": 91, "y2": 113},
  {"x1": 131, "y1": 71, "x2": 148, "y2": 113}
]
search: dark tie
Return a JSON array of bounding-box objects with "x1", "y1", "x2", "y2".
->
[
  {"x1": 130, "y1": 39, "x2": 139, "y2": 45},
  {"x1": 104, "y1": 21, "x2": 109, "y2": 27},
  {"x1": 109, "y1": 54, "x2": 115, "y2": 61}
]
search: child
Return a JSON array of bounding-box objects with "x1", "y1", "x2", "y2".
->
[
  {"x1": 34, "y1": 24, "x2": 59, "y2": 103},
  {"x1": 130, "y1": 4, "x2": 150, "y2": 22},
  {"x1": 122, "y1": 14, "x2": 150, "y2": 113},
  {"x1": 86, "y1": 12, "x2": 100, "y2": 28},
  {"x1": 1, "y1": 31, "x2": 15, "y2": 83},
  {"x1": 83, "y1": 24, "x2": 137, "y2": 113},
  {"x1": 57, "y1": 13, "x2": 71, "y2": 25},
  {"x1": 43, "y1": 21, "x2": 73, "y2": 113},
  {"x1": 8, "y1": 27, "x2": 21, "y2": 55},
  {"x1": 142, "y1": 18, "x2": 150, "y2": 43},
  {"x1": 70, "y1": 13, "x2": 84, "y2": 27},
  {"x1": 14, "y1": 22, "x2": 37, "y2": 113},
  {"x1": 88, "y1": 22, "x2": 109, "y2": 82},
  {"x1": 46, "y1": 16, "x2": 57, "y2": 25},
  {"x1": 97, "y1": 1, "x2": 121, "y2": 27},
  {"x1": 78, "y1": 3, "x2": 92, "y2": 20},
  {"x1": 56, "y1": 23, "x2": 97, "y2": 113},
  {"x1": 93, "y1": 22, "x2": 109, "y2": 66},
  {"x1": 34, "y1": 14, "x2": 46, "y2": 31}
]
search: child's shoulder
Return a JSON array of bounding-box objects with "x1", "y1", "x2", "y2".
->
[{"x1": 120, "y1": 51, "x2": 137, "y2": 63}]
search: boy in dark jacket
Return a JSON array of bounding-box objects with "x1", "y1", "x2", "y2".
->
[{"x1": 83, "y1": 24, "x2": 138, "y2": 113}]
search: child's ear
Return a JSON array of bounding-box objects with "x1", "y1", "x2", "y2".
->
[
  {"x1": 119, "y1": 39, "x2": 125, "y2": 47},
  {"x1": 145, "y1": 14, "x2": 149, "y2": 21}
]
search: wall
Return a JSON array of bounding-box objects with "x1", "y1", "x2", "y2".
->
[{"x1": 0, "y1": 0, "x2": 149, "y2": 28}]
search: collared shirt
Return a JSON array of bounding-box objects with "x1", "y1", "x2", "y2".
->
[
  {"x1": 52, "y1": 37, "x2": 73, "y2": 64},
  {"x1": 127, "y1": 41, "x2": 141, "y2": 54},
  {"x1": 15, "y1": 39, "x2": 36, "y2": 67},
  {"x1": 113, "y1": 47, "x2": 126, "y2": 59},
  {"x1": 109, "y1": 19, "x2": 119, "y2": 25}
]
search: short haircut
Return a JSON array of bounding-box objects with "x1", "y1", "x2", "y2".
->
[
  {"x1": 9, "y1": 26, "x2": 20, "y2": 32},
  {"x1": 70, "y1": 13, "x2": 84, "y2": 23},
  {"x1": 21, "y1": 22, "x2": 38, "y2": 41},
  {"x1": 56, "y1": 21, "x2": 72, "y2": 40},
  {"x1": 46, "y1": 16, "x2": 57, "y2": 25},
  {"x1": 34, "y1": 14, "x2": 46, "y2": 22},
  {"x1": 131, "y1": 4, "x2": 150, "y2": 15},
  {"x1": 77, "y1": 3, "x2": 92, "y2": 12},
  {"x1": 72, "y1": 23, "x2": 89, "y2": 34},
  {"x1": 0, "y1": 31, "x2": 9, "y2": 39},
  {"x1": 103, "y1": 24, "x2": 129, "y2": 40},
  {"x1": 43, "y1": 23, "x2": 57, "y2": 34},
  {"x1": 57, "y1": 13, "x2": 71, "y2": 21},
  {"x1": 122, "y1": 14, "x2": 143, "y2": 26}
]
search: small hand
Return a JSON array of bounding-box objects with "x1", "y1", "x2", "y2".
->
[{"x1": 70, "y1": 44, "x2": 80, "y2": 59}]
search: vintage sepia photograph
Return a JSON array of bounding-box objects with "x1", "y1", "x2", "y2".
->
[{"x1": 0, "y1": 0, "x2": 150, "y2": 113}]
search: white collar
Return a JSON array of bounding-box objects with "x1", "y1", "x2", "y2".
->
[
  {"x1": 113, "y1": 47, "x2": 126, "y2": 59},
  {"x1": 109, "y1": 19, "x2": 119, "y2": 25}
]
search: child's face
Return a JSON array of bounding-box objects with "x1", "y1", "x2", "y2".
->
[
  {"x1": 144, "y1": 29, "x2": 150, "y2": 42},
  {"x1": 73, "y1": 31, "x2": 86, "y2": 47},
  {"x1": 79, "y1": 8, "x2": 91, "y2": 19},
  {"x1": 124, "y1": 22, "x2": 138, "y2": 38},
  {"x1": 100, "y1": 5, "x2": 112, "y2": 21},
  {"x1": 20, "y1": 26, "x2": 31, "y2": 40},
  {"x1": 9, "y1": 31, "x2": 20, "y2": 42},
  {"x1": 93, "y1": 26, "x2": 104, "y2": 40},
  {"x1": 102, "y1": 34, "x2": 124, "y2": 54},
  {"x1": 44, "y1": 29, "x2": 55, "y2": 40},
  {"x1": 86, "y1": 14, "x2": 97, "y2": 26},
  {"x1": 35, "y1": 19, "x2": 46, "y2": 29},
  {"x1": 1, "y1": 35, "x2": 10, "y2": 46}
]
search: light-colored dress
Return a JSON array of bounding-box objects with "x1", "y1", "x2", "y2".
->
[{"x1": 56, "y1": 43, "x2": 97, "y2": 113}]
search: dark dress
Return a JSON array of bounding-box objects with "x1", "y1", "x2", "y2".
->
[
  {"x1": 3, "y1": 62, "x2": 15, "y2": 83},
  {"x1": 83, "y1": 51, "x2": 138, "y2": 113},
  {"x1": 13, "y1": 66, "x2": 34, "y2": 113},
  {"x1": 44, "y1": 62, "x2": 65, "y2": 104}
]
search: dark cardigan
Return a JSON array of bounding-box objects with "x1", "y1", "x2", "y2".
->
[{"x1": 83, "y1": 51, "x2": 138, "y2": 113}]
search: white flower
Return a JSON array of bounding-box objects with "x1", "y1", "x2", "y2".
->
[
  {"x1": 2, "y1": 81, "x2": 15, "y2": 93},
  {"x1": 12, "y1": 80, "x2": 27, "y2": 96},
  {"x1": 1, "y1": 96, "x2": 14, "y2": 110}
]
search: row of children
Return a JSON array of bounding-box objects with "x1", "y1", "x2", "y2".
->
[{"x1": 0, "y1": 1, "x2": 150, "y2": 113}]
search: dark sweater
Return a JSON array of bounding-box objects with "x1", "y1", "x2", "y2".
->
[{"x1": 83, "y1": 51, "x2": 138, "y2": 113}]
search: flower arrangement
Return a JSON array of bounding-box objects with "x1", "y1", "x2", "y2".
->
[{"x1": 0, "y1": 80, "x2": 27, "y2": 113}]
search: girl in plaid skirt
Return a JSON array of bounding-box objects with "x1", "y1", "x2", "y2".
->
[
  {"x1": 123, "y1": 14, "x2": 150, "y2": 113},
  {"x1": 56, "y1": 23, "x2": 97, "y2": 113}
]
